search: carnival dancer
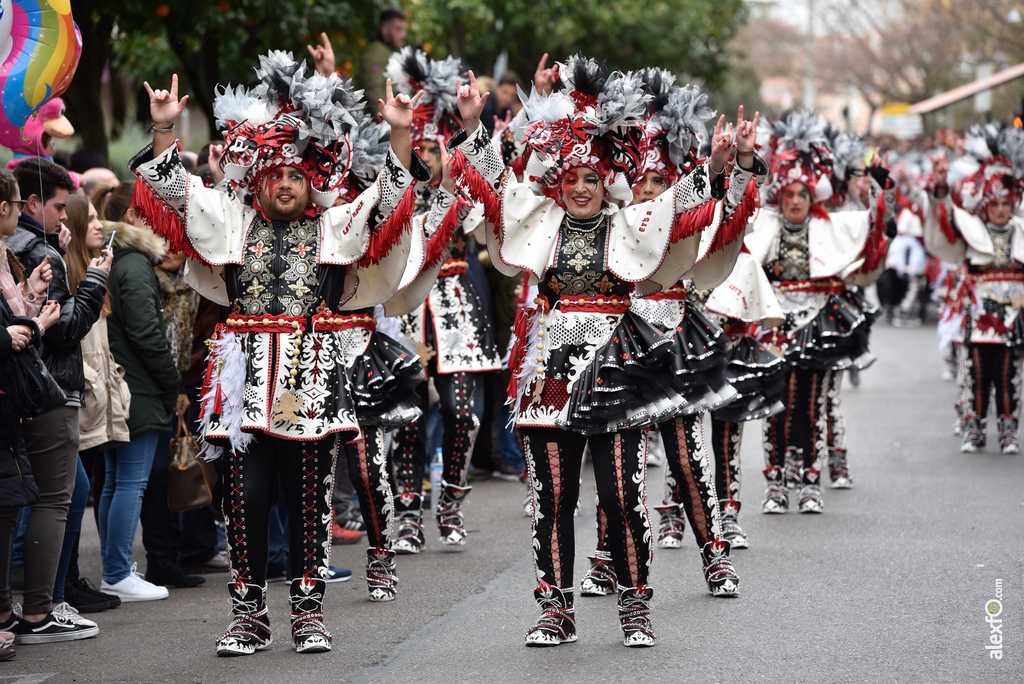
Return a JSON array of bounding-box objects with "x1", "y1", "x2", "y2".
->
[
  {"x1": 450, "y1": 56, "x2": 763, "y2": 646},
  {"x1": 131, "y1": 54, "x2": 430, "y2": 655},
  {"x1": 751, "y1": 110, "x2": 894, "y2": 515},
  {"x1": 923, "y1": 124, "x2": 1024, "y2": 454},
  {"x1": 579, "y1": 69, "x2": 762, "y2": 599},
  {"x1": 382, "y1": 47, "x2": 502, "y2": 553}
]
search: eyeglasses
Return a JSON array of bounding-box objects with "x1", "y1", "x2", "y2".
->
[{"x1": 10, "y1": 200, "x2": 26, "y2": 213}]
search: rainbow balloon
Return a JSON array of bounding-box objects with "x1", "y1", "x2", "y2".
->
[{"x1": 0, "y1": 0, "x2": 82, "y2": 150}]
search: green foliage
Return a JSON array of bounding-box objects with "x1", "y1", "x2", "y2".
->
[{"x1": 405, "y1": 0, "x2": 746, "y2": 91}]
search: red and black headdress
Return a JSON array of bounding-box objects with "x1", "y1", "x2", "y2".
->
[
  {"x1": 955, "y1": 123, "x2": 1024, "y2": 217},
  {"x1": 384, "y1": 46, "x2": 465, "y2": 145},
  {"x1": 635, "y1": 67, "x2": 713, "y2": 189},
  {"x1": 760, "y1": 109, "x2": 834, "y2": 207},
  {"x1": 212, "y1": 51, "x2": 365, "y2": 214}
]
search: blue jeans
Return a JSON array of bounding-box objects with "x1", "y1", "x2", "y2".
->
[
  {"x1": 51, "y1": 457, "x2": 89, "y2": 602},
  {"x1": 498, "y1": 405, "x2": 524, "y2": 471},
  {"x1": 99, "y1": 431, "x2": 160, "y2": 583}
]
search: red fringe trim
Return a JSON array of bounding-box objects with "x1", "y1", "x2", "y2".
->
[
  {"x1": 357, "y1": 183, "x2": 417, "y2": 267},
  {"x1": 506, "y1": 305, "x2": 537, "y2": 398},
  {"x1": 448, "y1": 149, "x2": 502, "y2": 235},
  {"x1": 423, "y1": 195, "x2": 472, "y2": 270},
  {"x1": 131, "y1": 177, "x2": 207, "y2": 264},
  {"x1": 707, "y1": 179, "x2": 758, "y2": 255},
  {"x1": 857, "y1": 193, "x2": 890, "y2": 274},
  {"x1": 810, "y1": 204, "x2": 830, "y2": 221},
  {"x1": 670, "y1": 199, "x2": 717, "y2": 243},
  {"x1": 935, "y1": 201, "x2": 957, "y2": 245}
]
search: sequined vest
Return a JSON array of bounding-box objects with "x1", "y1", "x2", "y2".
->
[
  {"x1": 766, "y1": 219, "x2": 811, "y2": 282},
  {"x1": 224, "y1": 214, "x2": 344, "y2": 318},
  {"x1": 538, "y1": 213, "x2": 632, "y2": 301}
]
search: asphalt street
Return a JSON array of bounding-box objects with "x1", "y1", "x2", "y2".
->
[{"x1": 3, "y1": 322, "x2": 1021, "y2": 683}]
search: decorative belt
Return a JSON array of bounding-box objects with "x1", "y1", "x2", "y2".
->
[
  {"x1": 773, "y1": 277, "x2": 846, "y2": 294},
  {"x1": 224, "y1": 312, "x2": 376, "y2": 334},
  {"x1": 439, "y1": 259, "x2": 469, "y2": 275},
  {"x1": 534, "y1": 293, "x2": 632, "y2": 314},
  {"x1": 645, "y1": 283, "x2": 688, "y2": 301},
  {"x1": 965, "y1": 269, "x2": 1024, "y2": 283}
]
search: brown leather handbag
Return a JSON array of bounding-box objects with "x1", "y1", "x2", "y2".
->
[{"x1": 166, "y1": 415, "x2": 217, "y2": 512}]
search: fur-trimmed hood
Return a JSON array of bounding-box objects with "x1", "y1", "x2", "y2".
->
[{"x1": 101, "y1": 220, "x2": 165, "y2": 265}]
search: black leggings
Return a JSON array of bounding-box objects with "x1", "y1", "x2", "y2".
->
[
  {"x1": 522, "y1": 427, "x2": 651, "y2": 591},
  {"x1": 963, "y1": 344, "x2": 1022, "y2": 421},
  {"x1": 659, "y1": 414, "x2": 720, "y2": 547},
  {"x1": 392, "y1": 371, "x2": 479, "y2": 512},
  {"x1": 710, "y1": 418, "x2": 742, "y2": 503},
  {"x1": 342, "y1": 427, "x2": 392, "y2": 550},
  {"x1": 223, "y1": 434, "x2": 336, "y2": 587},
  {"x1": 763, "y1": 368, "x2": 829, "y2": 471}
]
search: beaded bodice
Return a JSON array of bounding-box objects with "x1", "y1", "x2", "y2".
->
[
  {"x1": 225, "y1": 214, "x2": 343, "y2": 318},
  {"x1": 767, "y1": 218, "x2": 811, "y2": 282},
  {"x1": 538, "y1": 213, "x2": 631, "y2": 301}
]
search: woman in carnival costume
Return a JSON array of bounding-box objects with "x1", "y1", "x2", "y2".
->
[
  {"x1": 382, "y1": 47, "x2": 502, "y2": 554},
  {"x1": 449, "y1": 56, "x2": 763, "y2": 646},
  {"x1": 578, "y1": 68, "x2": 768, "y2": 600},
  {"x1": 924, "y1": 123, "x2": 1024, "y2": 454},
  {"x1": 132, "y1": 53, "x2": 430, "y2": 655},
  {"x1": 749, "y1": 110, "x2": 894, "y2": 515}
]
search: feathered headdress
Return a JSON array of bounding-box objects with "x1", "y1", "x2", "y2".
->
[
  {"x1": 516, "y1": 54, "x2": 649, "y2": 203},
  {"x1": 825, "y1": 126, "x2": 869, "y2": 207},
  {"x1": 955, "y1": 122, "x2": 1024, "y2": 216},
  {"x1": 761, "y1": 109, "x2": 834, "y2": 206},
  {"x1": 384, "y1": 46, "x2": 465, "y2": 144},
  {"x1": 635, "y1": 67, "x2": 713, "y2": 189},
  {"x1": 212, "y1": 50, "x2": 366, "y2": 213},
  {"x1": 338, "y1": 108, "x2": 391, "y2": 203}
]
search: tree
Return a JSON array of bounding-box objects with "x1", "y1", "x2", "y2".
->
[{"x1": 405, "y1": 0, "x2": 747, "y2": 93}]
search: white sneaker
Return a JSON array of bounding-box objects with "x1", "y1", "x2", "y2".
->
[
  {"x1": 52, "y1": 602, "x2": 98, "y2": 629},
  {"x1": 101, "y1": 563, "x2": 169, "y2": 602}
]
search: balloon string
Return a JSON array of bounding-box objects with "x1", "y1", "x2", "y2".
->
[{"x1": 34, "y1": 130, "x2": 49, "y2": 301}]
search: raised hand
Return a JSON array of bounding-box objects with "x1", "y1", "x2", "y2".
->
[
  {"x1": 709, "y1": 114, "x2": 734, "y2": 176},
  {"x1": 379, "y1": 78, "x2": 424, "y2": 130},
  {"x1": 533, "y1": 53, "x2": 558, "y2": 96},
  {"x1": 735, "y1": 106, "x2": 758, "y2": 153},
  {"x1": 144, "y1": 73, "x2": 189, "y2": 128},
  {"x1": 307, "y1": 32, "x2": 336, "y2": 77},
  {"x1": 27, "y1": 255, "x2": 51, "y2": 295},
  {"x1": 456, "y1": 70, "x2": 489, "y2": 134},
  {"x1": 208, "y1": 143, "x2": 226, "y2": 184},
  {"x1": 492, "y1": 110, "x2": 513, "y2": 140},
  {"x1": 440, "y1": 144, "x2": 456, "y2": 193},
  {"x1": 90, "y1": 249, "x2": 113, "y2": 275}
]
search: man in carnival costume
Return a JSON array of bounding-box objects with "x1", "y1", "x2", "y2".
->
[
  {"x1": 131, "y1": 52, "x2": 429, "y2": 656},
  {"x1": 925, "y1": 123, "x2": 1024, "y2": 454}
]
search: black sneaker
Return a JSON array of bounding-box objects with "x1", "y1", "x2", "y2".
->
[
  {"x1": 144, "y1": 565, "x2": 206, "y2": 588},
  {"x1": 14, "y1": 610, "x2": 99, "y2": 644},
  {"x1": 65, "y1": 577, "x2": 118, "y2": 613}
]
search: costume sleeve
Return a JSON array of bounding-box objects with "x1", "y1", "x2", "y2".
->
[
  {"x1": 130, "y1": 142, "x2": 248, "y2": 266},
  {"x1": 922, "y1": 191, "x2": 968, "y2": 263}
]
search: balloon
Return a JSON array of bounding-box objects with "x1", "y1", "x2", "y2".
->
[{"x1": 0, "y1": 0, "x2": 82, "y2": 151}]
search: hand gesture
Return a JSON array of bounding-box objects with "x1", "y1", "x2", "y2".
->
[
  {"x1": 90, "y1": 249, "x2": 113, "y2": 275},
  {"x1": 709, "y1": 115, "x2": 735, "y2": 175},
  {"x1": 6, "y1": 324, "x2": 31, "y2": 351},
  {"x1": 379, "y1": 78, "x2": 424, "y2": 130},
  {"x1": 456, "y1": 70, "x2": 489, "y2": 134},
  {"x1": 36, "y1": 301, "x2": 60, "y2": 332},
  {"x1": 144, "y1": 74, "x2": 189, "y2": 128},
  {"x1": 734, "y1": 105, "x2": 758, "y2": 155},
  {"x1": 492, "y1": 110, "x2": 513, "y2": 141},
  {"x1": 307, "y1": 32, "x2": 336, "y2": 77},
  {"x1": 208, "y1": 143, "x2": 226, "y2": 184},
  {"x1": 533, "y1": 53, "x2": 558, "y2": 96},
  {"x1": 57, "y1": 224, "x2": 71, "y2": 250},
  {"x1": 27, "y1": 255, "x2": 51, "y2": 295},
  {"x1": 439, "y1": 144, "x2": 456, "y2": 193}
]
